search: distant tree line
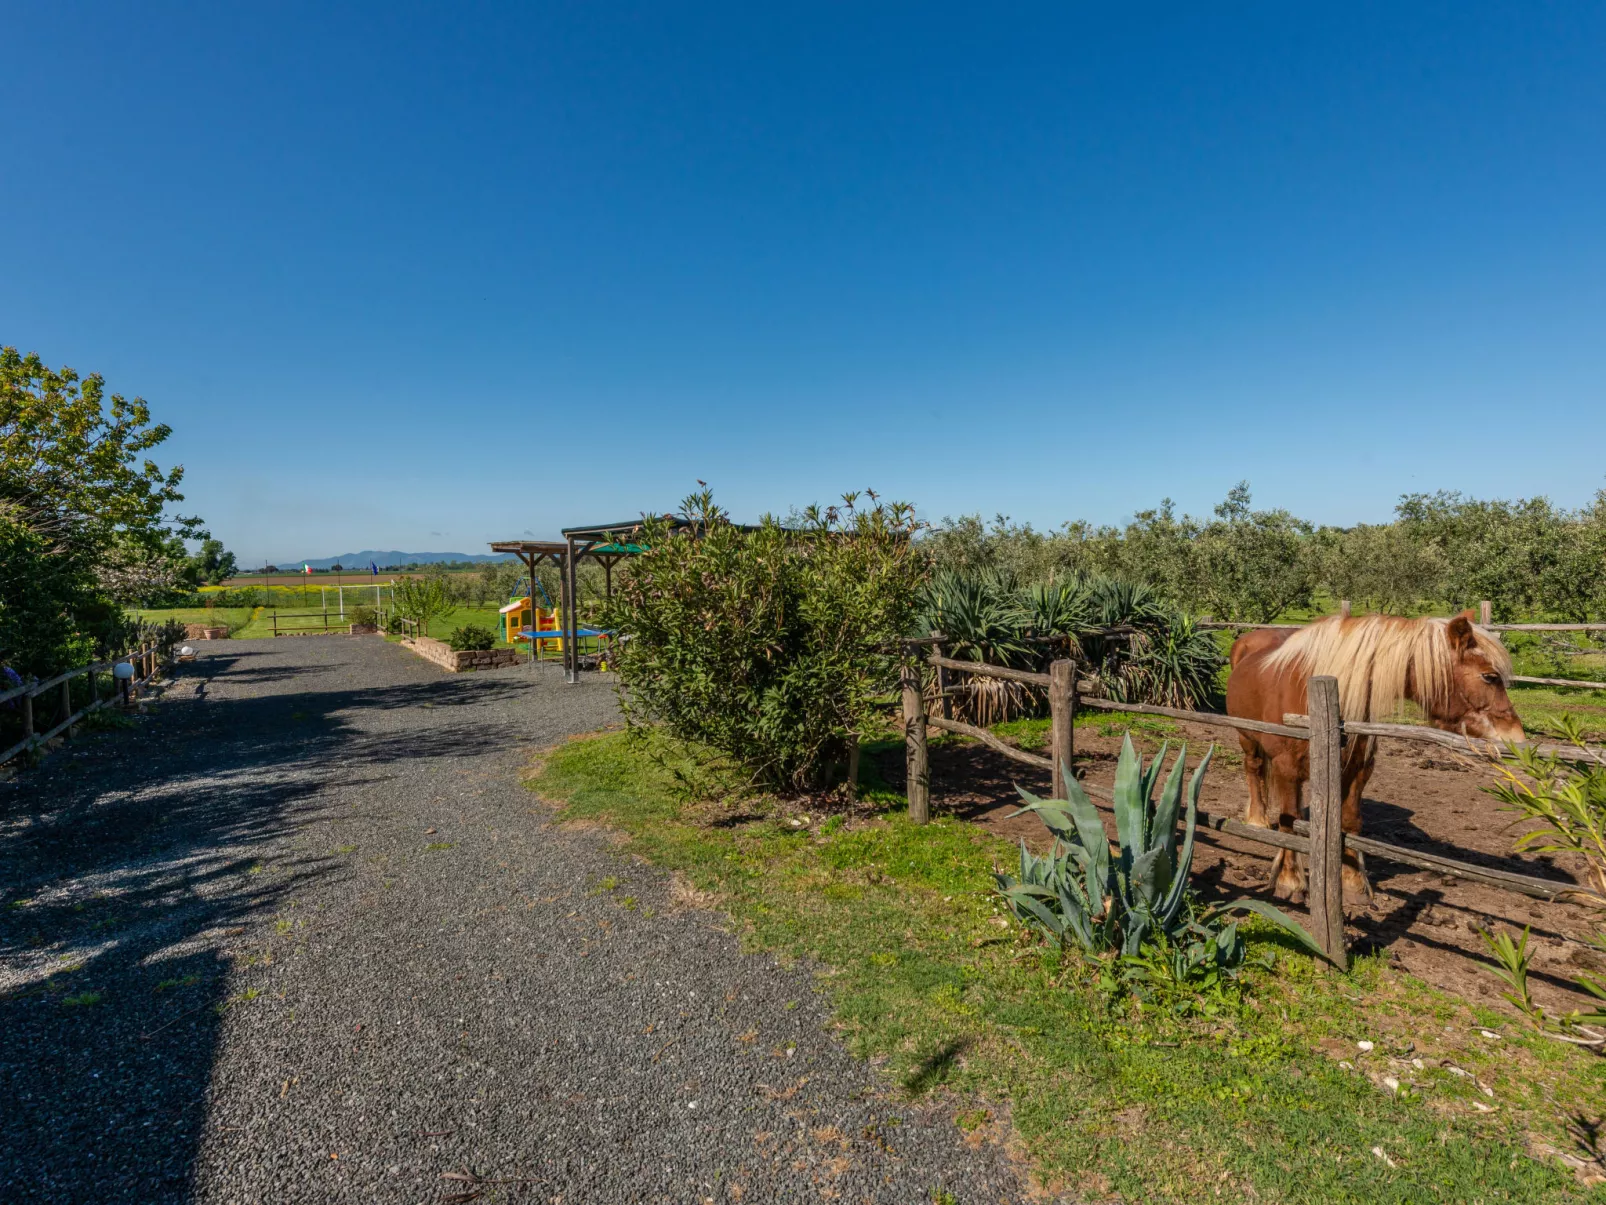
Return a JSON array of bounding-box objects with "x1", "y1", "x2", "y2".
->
[{"x1": 923, "y1": 482, "x2": 1606, "y2": 623}]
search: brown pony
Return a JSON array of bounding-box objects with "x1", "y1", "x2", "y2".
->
[{"x1": 1226, "y1": 611, "x2": 1523, "y2": 903}]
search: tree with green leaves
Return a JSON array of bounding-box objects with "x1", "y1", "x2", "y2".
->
[
  {"x1": 1189, "y1": 483, "x2": 1316, "y2": 623},
  {"x1": 607, "y1": 487, "x2": 926, "y2": 790},
  {"x1": 187, "y1": 538, "x2": 237, "y2": 586},
  {"x1": 1, "y1": 347, "x2": 199, "y2": 556},
  {"x1": 1, "y1": 346, "x2": 203, "y2": 673},
  {"x1": 391, "y1": 575, "x2": 453, "y2": 637}
]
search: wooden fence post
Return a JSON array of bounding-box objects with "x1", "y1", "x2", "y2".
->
[
  {"x1": 1479, "y1": 600, "x2": 1492, "y2": 626},
  {"x1": 61, "y1": 679, "x2": 73, "y2": 739},
  {"x1": 1339, "y1": 599, "x2": 1351, "y2": 619},
  {"x1": 902, "y1": 663, "x2": 930, "y2": 824},
  {"x1": 22, "y1": 683, "x2": 34, "y2": 750},
  {"x1": 1306, "y1": 674, "x2": 1347, "y2": 971},
  {"x1": 933, "y1": 636, "x2": 953, "y2": 722},
  {"x1": 845, "y1": 735, "x2": 860, "y2": 802},
  {"x1": 1049, "y1": 659, "x2": 1077, "y2": 799}
]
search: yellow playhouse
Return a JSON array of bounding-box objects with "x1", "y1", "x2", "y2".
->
[{"x1": 499, "y1": 597, "x2": 565, "y2": 659}]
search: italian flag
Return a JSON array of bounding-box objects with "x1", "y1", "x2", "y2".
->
[{"x1": 303, "y1": 563, "x2": 312, "y2": 575}]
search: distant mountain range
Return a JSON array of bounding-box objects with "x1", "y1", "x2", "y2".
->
[{"x1": 285, "y1": 551, "x2": 518, "y2": 570}]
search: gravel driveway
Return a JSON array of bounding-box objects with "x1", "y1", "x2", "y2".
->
[{"x1": 1, "y1": 637, "x2": 1029, "y2": 1204}]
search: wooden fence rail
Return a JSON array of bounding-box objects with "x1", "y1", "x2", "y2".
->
[
  {"x1": 1511, "y1": 674, "x2": 1606, "y2": 691},
  {"x1": 1279, "y1": 712, "x2": 1601, "y2": 765},
  {"x1": 1, "y1": 641, "x2": 168, "y2": 767},
  {"x1": 270, "y1": 612, "x2": 350, "y2": 636},
  {"x1": 906, "y1": 645, "x2": 1606, "y2": 968}
]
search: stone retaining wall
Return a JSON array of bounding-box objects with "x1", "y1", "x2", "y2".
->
[
  {"x1": 401, "y1": 636, "x2": 522, "y2": 673},
  {"x1": 184, "y1": 624, "x2": 231, "y2": 640}
]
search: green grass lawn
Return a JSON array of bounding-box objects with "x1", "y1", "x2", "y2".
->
[
  {"x1": 131, "y1": 607, "x2": 257, "y2": 636},
  {"x1": 137, "y1": 604, "x2": 523, "y2": 646},
  {"x1": 1510, "y1": 684, "x2": 1606, "y2": 743},
  {"x1": 409, "y1": 607, "x2": 515, "y2": 645},
  {"x1": 994, "y1": 710, "x2": 1183, "y2": 752},
  {"x1": 529, "y1": 729, "x2": 1606, "y2": 1204}
]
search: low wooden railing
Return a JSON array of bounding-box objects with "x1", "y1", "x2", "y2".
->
[
  {"x1": 1, "y1": 640, "x2": 168, "y2": 766},
  {"x1": 270, "y1": 611, "x2": 348, "y2": 636}
]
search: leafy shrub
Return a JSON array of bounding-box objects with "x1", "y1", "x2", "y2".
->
[
  {"x1": 348, "y1": 605, "x2": 378, "y2": 628},
  {"x1": 606, "y1": 487, "x2": 925, "y2": 790},
  {"x1": 1479, "y1": 727, "x2": 1606, "y2": 1037},
  {"x1": 446, "y1": 623, "x2": 497, "y2": 651},
  {"x1": 995, "y1": 736, "x2": 1322, "y2": 998}
]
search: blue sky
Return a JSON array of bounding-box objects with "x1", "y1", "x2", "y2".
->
[{"x1": 3, "y1": 3, "x2": 1603, "y2": 564}]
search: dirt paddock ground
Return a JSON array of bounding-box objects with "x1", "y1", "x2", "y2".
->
[{"x1": 892, "y1": 721, "x2": 1604, "y2": 1016}]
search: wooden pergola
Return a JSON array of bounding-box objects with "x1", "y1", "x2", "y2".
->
[
  {"x1": 489, "y1": 517, "x2": 689, "y2": 683},
  {"x1": 493, "y1": 515, "x2": 772, "y2": 683}
]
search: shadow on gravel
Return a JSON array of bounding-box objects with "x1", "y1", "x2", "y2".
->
[{"x1": 0, "y1": 651, "x2": 551, "y2": 1203}]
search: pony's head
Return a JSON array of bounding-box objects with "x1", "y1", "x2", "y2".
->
[
  {"x1": 1263, "y1": 611, "x2": 1524, "y2": 742},
  {"x1": 1429, "y1": 613, "x2": 1525, "y2": 742}
]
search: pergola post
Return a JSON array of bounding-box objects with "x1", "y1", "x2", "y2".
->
[
  {"x1": 564, "y1": 535, "x2": 579, "y2": 684},
  {"x1": 522, "y1": 552, "x2": 538, "y2": 662}
]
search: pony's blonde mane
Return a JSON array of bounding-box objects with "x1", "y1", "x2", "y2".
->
[{"x1": 1261, "y1": 614, "x2": 1511, "y2": 721}]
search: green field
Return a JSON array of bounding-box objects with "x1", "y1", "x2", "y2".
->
[
  {"x1": 529, "y1": 730, "x2": 1605, "y2": 1204},
  {"x1": 135, "y1": 603, "x2": 520, "y2": 646},
  {"x1": 1507, "y1": 682, "x2": 1606, "y2": 742},
  {"x1": 131, "y1": 607, "x2": 259, "y2": 636},
  {"x1": 404, "y1": 606, "x2": 516, "y2": 646}
]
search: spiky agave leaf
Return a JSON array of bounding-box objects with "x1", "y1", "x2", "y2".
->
[
  {"x1": 1148, "y1": 744, "x2": 1189, "y2": 859},
  {"x1": 998, "y1": 884, "x2": 1068, "y2": 943},
  {"x1": 1200, "y1": 899, "x2": 1327, "y2": 961},
  {"x1": 1156, "y1": 747, "x2": 1212, "y2": 926},
  {"x1": 1138, "y1": 740, "x2": 1170, "y2": 834},
  {"x1": 1110, "y1": 735, "x2": 1147, "y2": 874}
]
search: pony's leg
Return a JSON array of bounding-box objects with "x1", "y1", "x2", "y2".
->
[
  {"x1": 1266, "y1": 764, "x2": 1307, "y2": 903},
  {"x1": 1340, "y1": 736, "x2": 1376, "y2": 905},
  {"x1": 1240, "y1": 734, "x2": 1270, "y2": 828}
]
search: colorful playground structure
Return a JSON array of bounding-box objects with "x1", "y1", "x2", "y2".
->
[
  {"x1": 497, "y1": 592, "x2": 611, "y2": 663},
  {"x1": 492, "y1": 521, "x2": 683, "y2": 683}
]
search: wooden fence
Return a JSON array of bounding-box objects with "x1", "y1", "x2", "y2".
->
[
  {"x1": 901, "y1": 646, "x2": 1605, "y2": 971},
  {"x1": 0, "y1": 639, "x2": 170, "y2": 767},
  {"x1": 270, "y1": 611, "x2": 352, "y2": 636}
]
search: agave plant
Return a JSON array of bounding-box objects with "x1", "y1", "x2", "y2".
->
[
  {"x1": 914, "y1": 569, "x2": 1038, "y2": 724},
  {"x1": 914, "y1": 569, "x2": 1032, "y2": 666},
  {"x1": 1122, "y1": 612, "x2": 1225, "y2": 709},
  {"x1": 995, "y1": 735, "x2": 1324, "y2": 966},
  {"x1": 912, "y1": 568, "x2": 1224, "y2": 717},
  {"x1": 1018, "y1": 577, "x2": 1093, "y2": 645}
]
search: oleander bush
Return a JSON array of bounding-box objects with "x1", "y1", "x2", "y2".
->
[{"x1": 605, "y1": 487, "x2": 925, "y2": 790}]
